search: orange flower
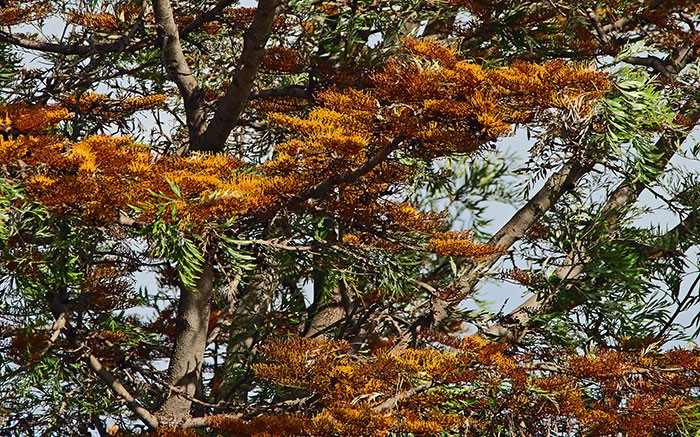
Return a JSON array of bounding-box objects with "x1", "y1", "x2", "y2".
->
[{"x1": 428, "y1": 231, "x2": 505, "y2": 259}]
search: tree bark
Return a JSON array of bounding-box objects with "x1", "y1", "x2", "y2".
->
[
  {"x1": 157, "y1": 263, "x2": 214, "y2": 426},
  {"x1": 194, "y1": 0, "x2": 283, "y2": 153},
  {"x1": 152, "y1": 0, "x2": 208, "y2": 146},
  {"x1": 87, "y1": 354, "x2": 159, "y2": 430}
]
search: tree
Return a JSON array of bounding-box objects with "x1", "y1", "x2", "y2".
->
[{"x1": 1, "y1": 0, "x2": 700, "y2": 435}]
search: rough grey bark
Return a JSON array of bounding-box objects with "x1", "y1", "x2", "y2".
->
[
  {"x1": 303, "y1": 281, "x2": 349, "y2": 339},
  {"x1": 154, "y1": 0, "x2": 283, "y2": 155},
  {"x1": 150, "y1": 0, "x2": 285, "y2": 424},
  {"x1": 194, "y1": 0, "x2": 283, "y2": 153},
  {"x1": 152, "y1": 0, "x2": 208, "y2": 145},
  {"x1": 157, "y1": 263, "x2": 214, "y2": 426}
]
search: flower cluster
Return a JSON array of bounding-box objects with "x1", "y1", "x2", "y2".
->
[
  {"x1": 60, "y1": 92, "x2": 167, "y2": 120},
  {"x1": 231, "y1": 335, "x2": 700, "y2": 436},
  {"x1": 0, "y1": 111, "x2": 297, "y2": 227},
  {"x1": 2, "y1": 41, "x2": 609, "y2": 261},
  {"x1": 0, "y1": 2, "x2": 51, "y2": 26},
  {"x1": 261, "y1": 46, "x2": 305, "y2": 74},
  {"x1": 67, "y1": 11, "x2": 121, "y2": 31},
  {"x1": 0, "y1": 103, "x2": 71, "y2": 136},
  {"x1": 508, "y1": 268, "x2": 545, "y2": 287},
  {"x1": 369, "y1": 41, "x2": 609, "y2": 150},
  {"x1": 428, "y1": 231, "x2": 504, "y2": 259}
]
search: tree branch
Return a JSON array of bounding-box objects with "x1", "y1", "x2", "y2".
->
[
  {"x1": 179, "y1": 395, "x2": 315, "y2": 428},
  {"x1": 389, "y1": 155, "x2": 595, "y2": 354},
  {"x1": 459, "y1": 157, "x2": 593, "y2": 292},
  {"x1": 152, "y1": 0, "x2": 208, "y2": 149},
  {"x1": 181, "y1": 0, "x2": 238, "y2": 36},
  {"x1": 0, "y1": 30, "x2": 147, "y2": 56},
  {"x1": 372, "y1": 381, "x2": 434, "y2": 413},
  {"x1": 585, "y1": 8, "x2": 611, "y2": 45},
  {"x1": 193, "y1": 0, "x2": 283, "y2": 153},
  {"x1": 157, "y1": 263, "x2": 215, "y2": 424},
  {"x1": 250, "y1": 84, "x2": 312, "y2": 100},
  {"x1": 86, "y1": 353, "x2": 159, "y2": 430},
  {"x1": 486, "y1": 211, "x2": 699, "y2": 340},
  {"x1": 38, "y1": 312, "x2": 67, "y2": 356},
  {"x1": 181, "y1": 414, "x2": 241, "y2": 429},
  {"x1": 623, "y1": 55, "x2": 673, "y2": 78}
]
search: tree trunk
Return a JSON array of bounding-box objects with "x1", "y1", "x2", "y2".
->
[{"x1": 157, "y1": 263, "x2": 214, "y2": 426}]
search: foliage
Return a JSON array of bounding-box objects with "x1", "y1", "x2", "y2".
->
[{"x1": 0, "y1": 0, "x2": 699, "y2": 436}]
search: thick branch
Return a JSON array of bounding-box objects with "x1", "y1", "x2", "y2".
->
[
  {"x1": 181, "y1": 0, "x2": 238, "y2": 35},
  {"x1": 624, "y1": 56, "x2": 673, "y2": 78},
  {"x1": 0, "y1": 31, "x2": 147, "y2": 56},
  {"x1": 181, "y1": 414, "x2": 241, "y2": 429},
  {"x1": 193, "y1": 0, "x2": 282, "y2": 153},
  {"x1": 585, "y1": 8, "x2": 611, "y2": 45},
  {"x1": 152, "y1": 0, "x2": 208, "y2": 147},
  {"x1": 396, "y1": 160, "x2": 594, "y2": 351},
  {"x1": 0, "y1": 0, "x2": 150, "y2": 57},
  {"x1": 674, "y1": 211, "x2": 700, "y2": 252},
  {"x1": 250, "y1": 85, "x2": 312, "y2": 100},
  {"x1": 599, "y1": 0, "x2": 665, "y2": 34},
  {"x1": 492, "y1": 208, "x2": 700, "y2": 339},
  {"x1": 38, "y1": 313, "x2": 67, "y2": 356},
  {"x1": 87, "y1": 354, "x2": 159, "y2": 430},
  {"x1": 458, "y1": 157, "x2": 594, "y2": 293},
  {"x1": 180, "y1": 395, "x2": 314, "y2": 428},
  {"x1": 388, "y1": 157, "x2": 595, "y2": 354}
]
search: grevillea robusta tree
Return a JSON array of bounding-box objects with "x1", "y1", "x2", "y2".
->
[{"x1": 1, "y1": 1, "x2": 700, "y2": 435}]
